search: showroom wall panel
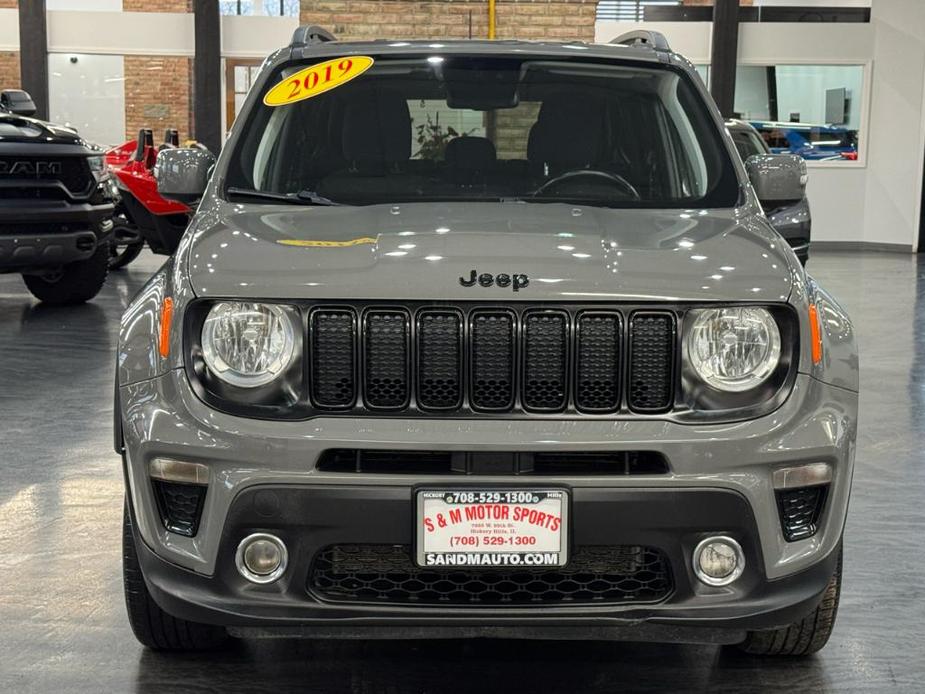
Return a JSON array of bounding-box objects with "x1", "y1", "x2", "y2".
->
[{"x1": 48, "y1": 52, "x2": 125, "y2": 146}]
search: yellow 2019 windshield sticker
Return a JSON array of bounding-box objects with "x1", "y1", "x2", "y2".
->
[{"x1": 263, "y1": 56, "x2": 374, "y2": 107}]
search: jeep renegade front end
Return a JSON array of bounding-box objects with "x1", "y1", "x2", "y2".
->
[{"x1": 115, "y1": 29, "x2": 857, "y2": 655}]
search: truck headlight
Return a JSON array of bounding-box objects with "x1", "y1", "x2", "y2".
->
[
  {"x1": 201, "y1": 302, "x2": 298, "y2": 388},
  {"x1": 687, "y1": 307, "x2": 781, "y2": 392}
]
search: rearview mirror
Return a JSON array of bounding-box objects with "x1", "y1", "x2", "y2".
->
[
  {"x1": 745, "y1": 153, "x2": 806, "y2": 206},
  {"x1": 0, "y1": 89, "x2": 37, "y2": 117},
  {"x1": 154, "y1": 147, "x2": 215, "y2": 204}
]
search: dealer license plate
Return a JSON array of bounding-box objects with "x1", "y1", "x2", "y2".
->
[{"x1": 416, "y1": 489, "x2": 568, "y2": 568}]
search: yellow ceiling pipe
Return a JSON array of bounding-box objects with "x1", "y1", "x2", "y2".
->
[{"x1": 488, "y1": 0, "x2": 496, "y2": 39}]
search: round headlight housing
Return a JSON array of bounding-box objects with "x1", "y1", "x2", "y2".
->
[
  {"x1": 687, "y1": 307, "x2": 781, "y2": 392},
  {"x1": 201, "y1": 302, "x2": 297, "y2": 388}
]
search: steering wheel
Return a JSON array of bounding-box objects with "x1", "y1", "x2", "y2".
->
[{"x1": 532, "y1": 169, "x2": 641, "y2": 201}]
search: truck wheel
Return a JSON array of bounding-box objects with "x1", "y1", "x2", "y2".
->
[
  {"x1": 23, "y1": 242, "x2": 109, "y2": 304},
  {"x1": 737, "y1": 547, "x2": 842, "y2": 656},
  {"x1": 122, "y1": 500, "x2": 228, "y2": 651}
]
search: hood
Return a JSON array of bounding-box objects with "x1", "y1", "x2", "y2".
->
[
  {"x1": 186, "y1": 201, "x2": 794, "y2": 303},
  {"x1": 0, "y1": 111, "x2": 85, "y2": 146}
]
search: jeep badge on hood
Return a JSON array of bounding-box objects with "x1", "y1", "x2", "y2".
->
[{"x1": 459, "y1": 270, "x2": 529, "y2": 291}]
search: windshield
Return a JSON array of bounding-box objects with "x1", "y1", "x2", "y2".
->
[{"x1": 226, "y1": 55, "x2": 739, "y2": 208}]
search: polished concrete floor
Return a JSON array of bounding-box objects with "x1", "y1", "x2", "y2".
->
[{"x1": 0, "y1": 250, "x2": 923, "y2": 693}]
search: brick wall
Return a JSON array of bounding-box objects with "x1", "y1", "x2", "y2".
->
[
  {"x1": 0, "y1": 51, "x2": 18, "y2": 90},
  {"x1": 124, "y1": 56, "x2": 192, "y2": 141},
  {"x1": 0, "y1": 0, "x2": 17, "y2": 88},
  {"x1": 300, "y1": 1, "x2": 597, "y2": 42},
  {"x1": 122, "y1": 1, "x2": 192, "y2": 140}
]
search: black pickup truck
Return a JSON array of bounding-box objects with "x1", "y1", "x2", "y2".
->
[{"x1": 0, "y1": 89, "x2": 116, "y2": 304}]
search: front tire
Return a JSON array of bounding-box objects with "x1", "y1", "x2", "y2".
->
[
  {"x1": 23, "y1": 242, "x2": 109, "y2": 304},
  {"x1": 736, "y1": 547, "x2": 842, "y2": 656},
  {"x1": 122, "y1": 500, "x2": 228, "y2": 651}
]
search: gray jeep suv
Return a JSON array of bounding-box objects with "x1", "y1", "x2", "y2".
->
[{"x1": 115, "y1": 28, "x2": 857, "y2": 655}]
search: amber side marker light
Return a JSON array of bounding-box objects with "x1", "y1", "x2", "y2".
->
[
  {"x1": 809, "y1": 303, "x2": 823, "y2": 365},
  {"x1": 159, "y1": 297, "x2": 174, "y2": 358}
]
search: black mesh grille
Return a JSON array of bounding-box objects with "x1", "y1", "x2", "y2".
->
[
  {"x1": 151, "y1": 481, "x2": 206, "y2": 537},
  {"x1": 0, "y1": 155, "x2": 93, "y2": 196},
  {"x1": 310, "y1": 544, "x2": 672, "y2": 605},
  {"x1": 628, "y1": 312, "x2": 675, "y2": 412},
  {"x1": 364, "y1": 310, "x2": 409, "y2": 408},
  {"x1": 522, "y1": 311, "x2": 568, "y2": 411},
  {"x1": 417, "y1": 310, "x2": 462, "y2": 409},
  {"x1": 311, "y1": 309, "x2": 356, "y2": 408},
  {"x1": 575, "y1": 312, "x2": 621, "y2": 412},
  {"x1": 777, "y1": 485, "x2": 828, "y2": 541},
  {"x1": 470, "y1": 311, "x2": 515, "y2": 411}
]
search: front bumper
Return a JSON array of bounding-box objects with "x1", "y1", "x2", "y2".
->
[
  {"x1": 0, "y1": 200, "x2": 113, "y2": 270},
  {"x1": 128, "y1": 482, "x2": 841, "y2": 641},
  {"x1": 120, "y1": 368, "x2": 856, "y2": 635}
]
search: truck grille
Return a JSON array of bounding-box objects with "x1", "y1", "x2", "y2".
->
[
  {"x1": 310, "y1": 544, "x2": 673, "y2": 605},
  {"x1": 305, "y1": 304, "x2": 677, "y2": 416},
  {"x1": 0, "y1": 155, "x2": 94, "y2": 198}
]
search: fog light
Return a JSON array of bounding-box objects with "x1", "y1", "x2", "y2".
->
[
  {"x1": 693, "y1": 536, "x2": 745, "y2": 586},
  {"x1": 235, "y1": 533, "x2": 288, "y2": 584}
]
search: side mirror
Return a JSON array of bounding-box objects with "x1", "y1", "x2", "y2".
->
[
  {"x1": 0, "y1": 89, "x2": 37, "y2": 117},
  {"x1": 154, "y1": 147, "x2": 215, "y2": 204},
  {"x1": 745, "y1": 153, "x2": 806, "y2": 207}
]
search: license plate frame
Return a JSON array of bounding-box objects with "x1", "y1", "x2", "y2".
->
[{"x1": 415, "y1": 489, "x2": 569, "y2": 569}]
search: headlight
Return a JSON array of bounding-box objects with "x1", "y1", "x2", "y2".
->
[
  {"x1": 201, "y1": 302, "x2": 297, "y2": 388},
  {"x1": 87, "y1": 155, "x2": 107, "y2": 181},
  {"x1": 687, "y1": 307, "x2": 781, "y2": 392}
]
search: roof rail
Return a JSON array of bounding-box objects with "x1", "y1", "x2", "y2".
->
[
  {"x1": 290, "y1": 25, "x2": 337, "y2": 48},
  {"x1": 610, "y1": 30, "x2": 671, "y2": 51}
]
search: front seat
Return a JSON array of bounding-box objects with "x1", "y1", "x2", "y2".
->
[
  {"x1": 340, "y1": 88, "x2": 412, "y2": 174},
  {"x1": 444, "y1": 135, "x2": 497, "y2": 183},
  {"x1": 527, "y1": 95, "x2": 604, "y2": 176}
]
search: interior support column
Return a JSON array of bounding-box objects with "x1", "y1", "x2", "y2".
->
[
  {"x1": 193, "y1": 0, "x2": 222, "y2": 154},
  {"x1": 710, "y1": 0, "x2": 741, "y2": 119},
  {"x1": 18, "y1": 0, "x2": 49, "y2": 120}
]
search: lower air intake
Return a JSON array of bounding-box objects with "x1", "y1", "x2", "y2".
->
[
  {"x1": 310, "y1": 544, "x2": 672, "y2": 605},
  {"x1": 151, "y1": 480, "x2": 206, "y2": 537},
  {"x1": 777, "y1": 485, "x2": 828, "y2": 541}
]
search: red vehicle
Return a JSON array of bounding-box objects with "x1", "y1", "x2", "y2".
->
[{"x1": 105, "y1": 129, "x2": 193, "y2": 269}]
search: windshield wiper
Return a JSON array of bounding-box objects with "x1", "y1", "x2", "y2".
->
[{"x1": 226, "y1": 186, "x2": 341, "y2": 206}]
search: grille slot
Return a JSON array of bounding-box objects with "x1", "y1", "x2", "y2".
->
[
  {"x1": 310, "y1": 544, "x2": 672, "y2": 605},
  {"x1": 416, "y1": 310, "x2": 463, "y2": 409},
  {"x1": 628, "y1": 312, "x2": 676, "y2": 412},
  {"x1": 469, "y1": 310, "x2": 516, "y2": 411},
  {"x1": 777, "y1": 485, "x2": 828, "y2": 542},
  {"x1": 575, "y1": 311, "x2": 622, "y2": 412},
  {"x1": 522, "y1": 311, "x2": 568, "y2": 411},
  {"x1": 310, "y1": 309, "x2": 357, "y2": 408},
  {"x1": 316, "y1": 449, "x2": 670, "y2": 476},
  {"x1": 363, "y1": 309, "x2": 410, "y2": 409}
]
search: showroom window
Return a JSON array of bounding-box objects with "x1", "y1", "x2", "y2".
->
[
  {"x1": 596, "y1": 1, "x2": 681, "y2": 21},
  {"x1": 734, "y1": 64, "x2": 865, "y2": 163},
  {"x1": 219, "y1": 0, "x2": 299, "y2": 17}
]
